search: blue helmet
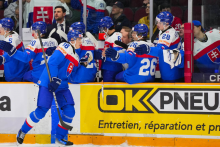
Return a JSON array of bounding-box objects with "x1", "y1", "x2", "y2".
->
[
  {"x1": 31, "y1": 21, "x2": 47, "y2": 34},
  {"x1": 67, "y1": 30, "x2": 83, "y2": 42},
  {"x1": 156, "y1": 11, "x2": 173, "y2": 25},
  {"x1": 70, "y1": 22, "x2": 85, "y2": 34},
  {"x1": 133, "y1": 24, "x2": 148, "y2": 37},
  {"x1": 99, "y1": 16, "x2": 114, "y2": 29},
  {"x1": 0, "y1": 18, "x2": 14, "y2": 31}
]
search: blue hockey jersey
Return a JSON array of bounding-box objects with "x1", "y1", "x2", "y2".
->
[
  {"x1": 101, "y1": 32, "x2": 123, "y2": 72},
  {"x1": 194, "y1": 29, "x2": 220, "y2": 73},
  {"x1": 148, "y1": 27, "x2": 184, "y2": 82},
  {"x1": 38, "y1": 42, "x2": 79, "y2": 91},
  {"x1": 116, "y1": 41, "x2": 157, "y2": 84},
  {"x1": 69, "y1": 37, "x2": 97, "y2": 83},
  {"x1": 76, "y1": 0, "x2": 106, "y2": 34},
  {"x1": 12, "y1": 38, "x2": 58, "y2": 83},
  {"x1": 3, "y1": 32, "x2": 30, "y2": 82}
]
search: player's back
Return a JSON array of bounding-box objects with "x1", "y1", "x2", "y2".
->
[
  {"x1": 124, "y1": 41, "x2": 157, "y2": 84},
  {"x1": 194, "y1": 29, "x2": 220, "y2": 73},
  {"x1": 26, "y1": 38, "x2": 58, "y2": 79},
  {"x1": 39, "y1": 42, "x2": 79, "y2": 91},
  {"x1": 72, "y1": 37, "x2": 97, "y2": 83},
  {"x1": 3, "y1": 32, "x2": 30, "y2": 81},
  {"x1": 102, "y1": 32, "x2": 123, "y2": 72}
]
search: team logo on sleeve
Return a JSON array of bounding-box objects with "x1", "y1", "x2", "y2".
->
[
  {"x1": 207, "y1": 48, "x2": 220, "y2": 63},
  {"x1": 67, "y1": 62, "x2": 74, "y2": 77}
]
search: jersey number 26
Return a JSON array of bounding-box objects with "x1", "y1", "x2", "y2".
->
[{"x1": 139, "y1": 58, "x2": 157, "y2": 76}]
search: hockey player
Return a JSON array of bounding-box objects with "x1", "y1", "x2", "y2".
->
[
  {"x1": 68, "y1": 22, "x2": 97, "y2": 83},
  {"x1": 105, "y1": 24, "x2": 157, "y2": 84},
  {"x1": 0, "y1": 21, "x2": 58, "y2": 83},
  {"x1": 16, "y1": 30, "x2": 80, "y2": 146},
  {"x1": 193, "y1": 20, "x2": 220, "y2": 73},
  {"x1": 71, "y1": 0, "x2": 106, "y2": 34},
  {"x1": 135, "y1": 11, "x2": 184, "y2": 82},
  {"x1": 98, "y1": 16, "x2": 124, "y2": 82},
  {"x1": 0, "y1": 18, "x2": 30, "y2": 82}
]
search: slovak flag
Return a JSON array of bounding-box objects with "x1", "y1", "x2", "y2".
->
[
  {"x1": 23, "y1": 0, "x2": 70, "y2": 28},
  {"x1": 67, "y1": 62, "x2": 74, "y2": 77},
  {"x1": 207, "y1": 48, "x2": 220, "y2": 63}
]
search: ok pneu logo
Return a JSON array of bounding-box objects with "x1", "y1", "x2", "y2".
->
[
  {"x1": 98, "y1": 87, "x2": 220, "y2": 114},
  {"x1": 98, "y1": 88, "x2": 153, "y2": 113}
]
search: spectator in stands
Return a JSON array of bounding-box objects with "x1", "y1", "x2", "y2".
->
[
  {"x1": 142, "y1": 0, "x2": 149, "y2": 7},
  {"x1": 4, "y1": 0, "x2": 25, "y2": 18},
  {"x1": 111, "y1": 1, "x2": 131, "y2": 32},
  {"x1": 62, "y1": 0, "x2": 80, "y2": 24},
  {"x1": 44, "y1": 6, "x2": 70, "y2": 44},
  {"x1": 11, "y1": 5, "x2": 19, "y2": 33},
  {"x1": 159, "y1": 2, "x2": 182, "y2": 32},
  {"x1": 138, "y1": 2, "x2": 158, "y2": 39},
  {"x1": 179, "y1": 23, "x2": 184, "y2": 50},
  {"x1": 0, "y1": 0, "x2": 3, "y2": 9}
]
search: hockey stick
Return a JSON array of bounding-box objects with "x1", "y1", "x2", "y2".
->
[
  {"x1": 37, "y1": 30, "x2": 73, "y2": 131},
  {"x1": 57, "y1": 29, "x2": 68, "y2": 41},
  {"x1": 86, "y1": 32, "x2": 98, "y2": 49},
  {"x1": 48, "y1": 28, "x2": 56, "y2": 38}
]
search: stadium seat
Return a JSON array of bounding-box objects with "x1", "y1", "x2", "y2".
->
[
  {"x1": 171, "y1": 6, "x2": 183, "y2": 20},
  {"x1": 171, "y1": 0, "x2": 179, "y2": 6},
  {"x1": 105, "y1": 9, "x2": 109, "y2": 16},
  {"x1": 183, "y1": 6, "x2": 201, "y2": 22},
  {"x1": 133, "y1": 7, "x2": 146, "y2": 23},
  {"x1": 0, "y1": 10, "x2": 4, "y2": 19},
  {"x1": 130, "y1": 0, "x2": 143, "y2": 8},
  {"x1": 123, "y1": 8, "x2": 134, "y2": 22}
]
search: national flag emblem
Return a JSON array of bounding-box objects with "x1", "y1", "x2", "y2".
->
[
  {"x1": 67, "y1": 62, "x2": 74, "y2": 77},
  {"x1": 207, "y1": 48, "x2": 220, "y2": 62},
  {"x1": 33, "y1": 6, "x2": 53, "y2": 25}
]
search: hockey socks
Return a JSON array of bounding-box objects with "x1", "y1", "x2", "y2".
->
[
  {"x1": 56, "y1": 105, "x2": 75, "y2": 141},
  {"x1": 21, "y1": 107, "x2": 49, "y2": 133}
]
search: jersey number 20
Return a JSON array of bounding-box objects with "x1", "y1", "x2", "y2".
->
[{"x1": 139, "y1": 58, "x2": 157, "y2": 76}]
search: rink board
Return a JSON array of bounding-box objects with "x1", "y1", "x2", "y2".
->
[{"x1": 0, "y1": 82, "x2": 220, "y2": 146}]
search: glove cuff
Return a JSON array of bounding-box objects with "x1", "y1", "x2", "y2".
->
[
  {"x1": 52, "y1": 77, "x2": 62, "y2": 85},
  {"x1": 111, "y1": 52, "x2": 120, "y2": 61},
  {"x1": 8, "y1": 47, "x2": 17, "y2": 57}
]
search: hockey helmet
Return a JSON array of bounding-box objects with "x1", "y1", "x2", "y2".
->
[
  {"x1": 70, "y1": 22, "x2": 85, "y2": 34},
  {"x1": 99, "y1": 16, "x2": 114, "y2": 33},
  {"x1": 155, "y1": 11, "x2": 173, "y2": 25},
  {"x1": 31, "y1": 21, "x2": 47, "y2": 34},
  {"x1": 0, "y1": 18, "x2": 14, "y2": 31},
  {"x1": 67, "y1": 30, "x2": 83, "y2": 42}
]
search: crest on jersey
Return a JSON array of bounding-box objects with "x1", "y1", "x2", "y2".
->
[
  {"x1": 67, "y1": 62, "x2": 74, "y2": 77},
  {"x1": 207, "y1": 48, "x2": 220, "y2": 63}
]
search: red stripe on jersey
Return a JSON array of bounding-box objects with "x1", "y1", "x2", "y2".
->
[
  {"x1": 170, "y1": 37, "x2": 180, "y2": 47},
  {"x1": 194, "y1": 40, "x2": 220, "y2": 60},
  {"x1": 87, "y1": 5, "x2": 96, "y2": 10},
  {"x1": 136, "y1": 54, "x2": 156, "y2": 58},
  {"x1": 65, "y1": 54, "x2": 79, "y2": 67},
  {"x1": 16, "y1": 42, "x2": 23, "y2": 50},
  {"x1": 97, "y1": 9, "x2": 105, "y2": 12},
  {"x1": 81, "y1": 46, "x2": 95, "y2": 50},
  {"x1": 33, "y1": 48, "x2": 47, "y2": 54},
  {"x1": 25, "y1": 119, "x2": 33, "y2": 128},
  {"x1": 58, "y1": 124, "x2": 68, "y2": 130},
  {"x1": 105, "y1": 41, "x2": 114, "y2": 48}
]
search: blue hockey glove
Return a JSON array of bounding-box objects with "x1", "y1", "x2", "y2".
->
[
  {"x1": 0, "y1": 40, "x2": 17, "y2": 56},
  {"x1": 48, "y1": 77, "x2": 62, "y2": 92},
  {"x1": 135, "y1": 44, "x2": 150, "y2": 55},
  {"x1": 0, "y1": 56, "x2": 5, "y2": 65},
  {"x1": 46, "y1": 46, "x2": 56, "y2": 56},
  {"x1": 80, "y1": 53, "x2": 92, "y2": 67},
  {"x1": 105, "y1": 47, "x2": 119, "y2": 61},
  {"x1": 94, "y1": 50, "x2": 103, "y2": 60}
]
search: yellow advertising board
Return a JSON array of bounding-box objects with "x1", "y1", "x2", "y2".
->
[{"x1": 80, "y1": 84, "x2": 220, "y2": 136}]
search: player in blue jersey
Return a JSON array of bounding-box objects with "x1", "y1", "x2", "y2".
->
[
  {"x1": 0, "y1": 21, "x2": 58, "y2": 83},
  {"x1": 68, "y1": 22, "x2": 97, "y2": 83},
  {"x1": 105, "y1": 24, "x2": 157, "y2": 84},
  {"x1": 16, "y1": 30, "x2": 80, "y2": 146},
  {"x1": 135, "y1": 11, "x2": 184, "y2": 82},
  {"x1": 0, "y1": 18, "x2": 30, "y2": 82},
  {"x1": 98, "y1": 16, "x2": 124, "y2": 82}
]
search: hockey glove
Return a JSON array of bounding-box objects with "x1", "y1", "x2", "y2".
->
[
  {"x1": 46, "y1": 46, "x2": 56, "y2": 56},
  {"x1": 135, "y1": 44, "x2": 150, "y2": 55},
  {"x1": 0, "y1": 56, "x2": 5, "y2": 65},
  {"x1": 105, "y1": 47, "x2": 119, "y2": 61},
  {"x1": 80, "y1": 53, "x2": 93, "y2": 67},
  {"x1": 0, "y1": 40, "x2": 17, "y2": 56},
  {"x1": 94, "y1": 50, "x2": 103, "y2": 60},
  {"x1": 48, "y1": 77, "x2": 62, "y2": 92}
]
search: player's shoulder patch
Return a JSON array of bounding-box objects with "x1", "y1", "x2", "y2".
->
[
  {"x1": 26, "y1": 39, "x2": 39, "y2": 51},
  {"x1": 57, "y1": 42, "x2": 71, "y2": 56},
  {"x1": 127, "y1": 41, "x2": 139, "y2": 52}
]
